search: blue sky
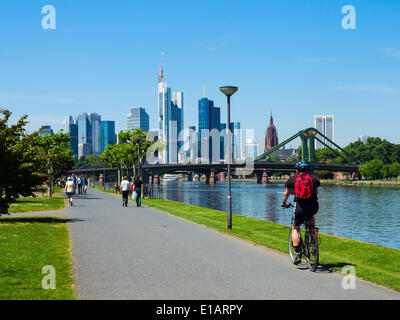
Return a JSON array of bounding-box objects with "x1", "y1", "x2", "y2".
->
[{"x1": 1, "y1": 0, "x2": 399, "y2": 149}]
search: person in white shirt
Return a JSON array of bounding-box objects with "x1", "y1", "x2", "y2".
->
[
  {"x1": 64, "y1": 177, "x2": 75, "y2": 207},
  {"x1": 120, "y1": 176, "x2": 131, "y2": 207}
]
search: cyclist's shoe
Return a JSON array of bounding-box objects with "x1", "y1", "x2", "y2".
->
[{"x1": 294, "y1": 251, "x2": 302, "y2": 265}]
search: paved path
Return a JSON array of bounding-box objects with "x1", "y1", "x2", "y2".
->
[{"x1": 11, "y1": 189, "x2": 400, "y2": 300}]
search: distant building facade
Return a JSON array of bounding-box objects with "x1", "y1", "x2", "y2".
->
[
  {"x1": 101, "y1": 121, "x2": 116, "y2": 153},
  {"x1": 157, "y1": 60, "x2": 184, "y2": 163},
  {"x1": 39, "y1": 125, "x2": 53, "y2": 136},
  {"x1": 198, "y1": 97, "x2": 221, "y2": 163},
  {"x1": 358, "y1": 136, "x2": 370, "y2": 144},
  {"x1": 127, "y1": 107, "x2": 150, "y2": 132},
  {"x1": 314, "y1": 115, "x2": 334, "y2": 149},
  {"x1": 265, "y1": 113, "x2": 278, "y2": 152}
]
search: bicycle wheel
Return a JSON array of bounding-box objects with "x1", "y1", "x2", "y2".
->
[
  {"x1": 305, "y1": 231, "x2": 319, "y2": 272},
  {"x1": 288, "y1": 229, "x2": 302, "y2": 264}
]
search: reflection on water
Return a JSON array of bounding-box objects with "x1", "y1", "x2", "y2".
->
[{"x1": 160, "y1": 181, "x2": 400, "y2": 250}]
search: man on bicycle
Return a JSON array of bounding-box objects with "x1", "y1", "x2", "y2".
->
[{"x1": 281, "y1": 162, "x2": 320, "y2": 265}]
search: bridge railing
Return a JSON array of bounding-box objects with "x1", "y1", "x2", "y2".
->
[{"x1": 146, "y1": 184, "x2": 163, "y2": 199}]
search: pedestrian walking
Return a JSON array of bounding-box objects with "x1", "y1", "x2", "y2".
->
[
  {"x1": 120, "y1": 176, "x2": 131, "y2": 207},
  {"x1": 133, "y1": 176, "x2": 143, "y2": 207},
  {"x1": 64, "y1": 177, "x2": 75, "y2": 207},
  {"x1": 77, "y1": 176, "x2": 83, "y2": 195},
  {"x1": 82, "y1": 176, "x2": 88, "y2": 195}
]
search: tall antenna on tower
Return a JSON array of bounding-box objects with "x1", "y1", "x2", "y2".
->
[{"x1": 203, "y1": 83, "x2": 206, "y2": 98}]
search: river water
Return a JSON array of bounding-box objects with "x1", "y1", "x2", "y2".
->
[{"x1": 157, "y1": 181, "x2": 400, "y2": 250}]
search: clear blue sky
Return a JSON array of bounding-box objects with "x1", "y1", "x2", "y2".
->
[{"x1": 1, "y1": 0, "x2": 399, "y2": 148}]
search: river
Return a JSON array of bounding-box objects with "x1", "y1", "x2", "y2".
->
[{"x1": 157, "y1": 181, "x2": 400, "y2": 250}]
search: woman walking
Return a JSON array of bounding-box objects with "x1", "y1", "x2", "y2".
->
[{"x1": 64, "y1": 177, "x2": 75, "y2": 207}]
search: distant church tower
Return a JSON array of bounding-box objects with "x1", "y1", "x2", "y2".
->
[{"x1": 265, "y1": 112, "x2": 279, "y2": 152}]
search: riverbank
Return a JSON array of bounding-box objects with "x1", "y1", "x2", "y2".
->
[
  {"x1": 320, "y1": 179, "x2": 400, "y2": 188},
  {"x1": 0, "y1": 217, "x2": 75, "y2": 299},
  {"x1": 142, "y1": 198, "x2": 400, "y2": 293}
]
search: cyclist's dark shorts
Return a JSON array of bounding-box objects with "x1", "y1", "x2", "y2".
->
[{"x1": 292, "y1": 201, "x2": 319, "y2": 227}]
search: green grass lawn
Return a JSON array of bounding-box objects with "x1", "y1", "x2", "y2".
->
[
  {"x1": 142, "y1": 198, "x2": 400, "y2": 293},
  {"x1": 0, "y1": 217, "x2": 75, "y2": 300},
  {"x1": 9, "y1": 187, "x2": 65, "y2": 214}
]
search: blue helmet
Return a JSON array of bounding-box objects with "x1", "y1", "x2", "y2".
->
[{"x1": 295, "y1": 162, "x2": 309, "y2": 171}]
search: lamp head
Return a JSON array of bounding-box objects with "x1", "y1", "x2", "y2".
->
[{"x1": 219, "y1": 86, "x2": 238, "y2": 97}]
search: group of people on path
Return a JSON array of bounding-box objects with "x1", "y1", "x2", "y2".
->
[
  {"x1": 121, "y1": 176, "x2": 143, "y2": 208},
  {"x1": 64, "y1": 174, "x2": 90, "y2": 207}
]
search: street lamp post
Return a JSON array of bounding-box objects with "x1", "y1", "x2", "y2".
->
[
  {"x1": 136, "y1": 135, "x2": 144, "y2": 178},
  {"x1": 219, "y1": 86, "x2": 238, "y2": 230}
]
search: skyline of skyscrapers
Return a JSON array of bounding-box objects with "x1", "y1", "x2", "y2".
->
[
  {"x1": 314, "y1": 115, "x2": 335, "y2": 149},
  {"x1": 64, "y1": 113, "x2": 116, "y2": 157}
]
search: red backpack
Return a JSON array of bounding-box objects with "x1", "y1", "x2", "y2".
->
[{"x1": 295, "y1": 173, "x2": 314, "y2": 200}]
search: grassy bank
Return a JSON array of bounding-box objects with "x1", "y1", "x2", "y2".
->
[
  {"x1": 320, "y1": 179, "x2": 400, "y2": 188},
  {"x1": 142, "y1": 198, "x2": 400, "y2": 292},
  {"x1": 9, "y1": 187, "x2": 65, "y2": 214},
  {"x1": 0, "y1": 217, "x2": 75, "y2": 300}
]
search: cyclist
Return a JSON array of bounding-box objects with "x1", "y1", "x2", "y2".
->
[{"x1": 281, "y1": 162, "x2": 320, "y2": 265}]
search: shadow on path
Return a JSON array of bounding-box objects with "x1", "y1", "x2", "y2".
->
[{"x1": 0, "y1": 217, "x2": 90, "y2": 224}]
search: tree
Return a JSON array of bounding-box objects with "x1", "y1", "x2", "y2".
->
[
  {"x1": 33, "y1": 132, "x2": 73, "y2": 198},
  {"x1": 381, "y1": 164, "x2": 391, "y2": 179},
  {"x1": 359, "y1": 159, "x2": 384, "y2": 180},
  {"x1": 0, "y1": 110, "x2": 44, "y2": 215},
  {"x1": 389, "y1": 162, "x2": 400, "y2": 179},
  {"x1": 118, "y1": 128, "x2": 154, "y2": 176}
]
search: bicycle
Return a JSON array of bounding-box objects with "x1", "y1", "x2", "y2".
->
[{"x1": 284, "y1": 203, "x2": 320, "y2": 272}]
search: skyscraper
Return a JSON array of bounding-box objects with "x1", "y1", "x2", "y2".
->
[
  {"x1": 314, "y1": 115, "x2": 335, "y2": 149},
  {"x1": 265, "y1": 113, "x2": 278, "y2": 152},
  {"x1": 88, "y1": 113, "x2": 102, "y2": 155},
  {"x1": 220, "y1": 122, "x2": 241, "y2": 161},
  {"x1": 77, "y1": 113, "x2": 92, "y2": 154},
  {"x1": 198, "y1": 97, "x2": 221, "y2": 163},
  {"x1": 64, "y1": 116, "x2": 78, "y2": 156},
  {"x1": 101, "y1": 121, "x2": 116, "y2": 153},
  {"x1": 127, "y1": 107, "x2": 150, "y2": 132},
  {"x1": 157, "y1": 58, "x2": 184, "y2": 163}
]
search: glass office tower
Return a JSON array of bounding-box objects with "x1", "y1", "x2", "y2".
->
[
  {"x1": 101, "y1": 121, "x2": 116, "y2": 153},
  {"x1": 198, "y1": 97, "x2": 221, "y2": 163},
  {"x1": 127, "y1": 107, "x2": 150, "y2": 132}
]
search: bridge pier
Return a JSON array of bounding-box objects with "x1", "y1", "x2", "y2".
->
[
  {"x1": 205, "y1": 171, "x2": 217, "y2": 185},
  {"x1": 262, "y1": 171, "x2": 269, "y2": 184},
  {"x1": 99, "y1": 174, "x2": 105, "y2": 187},
  {"x1": 187, "y1": 172, "x2": 193, "y2": 182},
  {"x1": 152, "y1": 175, "x2": 160, "y2": 185}
]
